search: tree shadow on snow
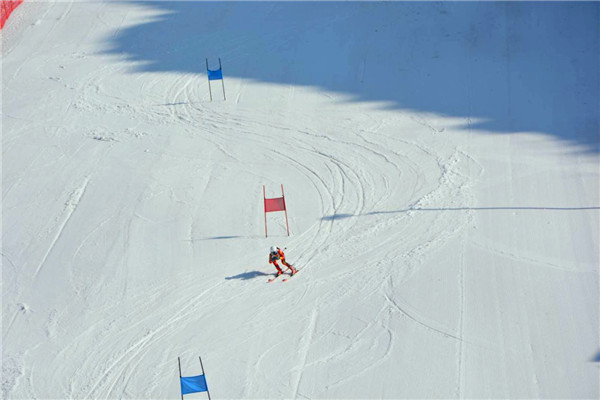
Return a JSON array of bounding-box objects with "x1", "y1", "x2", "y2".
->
[{"x1": 107, "y1": 1, "x2": 599, "y2": 152}]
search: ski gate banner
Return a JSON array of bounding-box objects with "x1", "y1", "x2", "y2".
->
[
  {"x1": 206, "y1": 58, "x2": 226, "y2": 101},
  {"x1": 1, "y1": 0, "x2": 23, "y2": 29},
  {"x1": 263, "y1": 184, "x2": 290, "y2": 237},
  {"x1": 178, "y1": 357, "x2": 211, "y2": 399}
]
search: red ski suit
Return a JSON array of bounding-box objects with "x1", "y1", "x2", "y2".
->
[{"x1": 269, "y1": 248, "x2": 293, "y2": 272}]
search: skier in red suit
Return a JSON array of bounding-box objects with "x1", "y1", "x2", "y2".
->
[{"x1": 269, "y1": 246, "x2": 297, "y2": 277}]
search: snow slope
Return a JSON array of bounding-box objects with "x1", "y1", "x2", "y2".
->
[{"x1": 2, "y1": 1, "x2": 599, "y2": 399}]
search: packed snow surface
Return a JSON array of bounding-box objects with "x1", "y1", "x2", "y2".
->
[{"x1": 2, "y1": 1, "x2": 599, "y2": 399}]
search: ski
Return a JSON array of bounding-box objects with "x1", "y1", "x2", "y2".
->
[
  {"x1": 282, "y1": 268, "x2": 300, "y2": 282},
  {"x1": 268, "y1": 267, "x2": 300, "y2": 283}
]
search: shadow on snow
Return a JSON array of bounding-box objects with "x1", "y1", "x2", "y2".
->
[
  {"x1": 225, "y1": 270, "x2": 271, "y2": 281},
  {"x1": 322, "y1": 206, "x2": 600, "y2": 220},
  {"x1": 107, "y1": 1, "x2": 599, "y2": 152}
]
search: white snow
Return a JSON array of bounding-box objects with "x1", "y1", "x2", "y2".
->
[{"x1": 2, "y1": 1, "x2": 599, "y2": 399}]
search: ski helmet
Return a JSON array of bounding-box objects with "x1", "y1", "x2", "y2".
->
[{"x1": 270, "y1": 246, "x2": 278, "y2": 253}]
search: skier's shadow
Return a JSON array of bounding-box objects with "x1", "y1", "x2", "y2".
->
[{"x1": 225, "y1": 271, "x2": 272, "y2": 281}]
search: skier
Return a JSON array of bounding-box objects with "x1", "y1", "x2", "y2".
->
[{"x1": 269, "y1": 246, "x2": 297, "y2": 277}]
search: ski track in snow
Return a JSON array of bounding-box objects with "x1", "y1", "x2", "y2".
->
[
  {"x1": 292, "y1": 307, "x2": 318, "y2": 398},
  {"x1": 384, "y1": 288, "x2": 463, "y2": 343},
  {"x1": 33, "y1": 176, "x2": 90, "y2": 279},
  {"x1": 456, "y1": 236, "x2": 467, "y2": 399}
]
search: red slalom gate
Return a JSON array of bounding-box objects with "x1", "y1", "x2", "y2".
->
[
  {"x1": 1, "y1": 0, "x2": 23, "y2": 29},
  {"x1": 263, "y1": 184, "x2": 290, "y2": 237}
]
